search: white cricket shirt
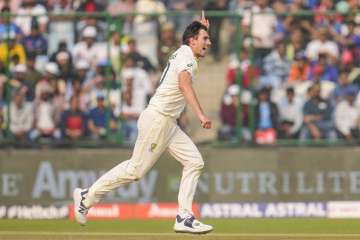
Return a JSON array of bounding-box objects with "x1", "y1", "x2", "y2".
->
[{"x1": 149, "y1": 45, "x2": 198, "y2": 118}]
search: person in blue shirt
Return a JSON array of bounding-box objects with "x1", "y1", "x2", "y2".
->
[
  {"x1": 255, "y1": 87, "x2": 279, "y2": 131},
  {"x1": 332, "y1": 70, "x2": 359, "y2": 103},
  {"x1": 308, "y1": 53, "x2": 338, "y2": 83},
  {"x1": 22, "y1": 23, "x2": 47, "y2": 56},
  {"x1": 87, "y1": 93, "x2": 117, "y2": 139},
  {"x1": 300, "y1": 83, "x2": 336, "y2": 141},
  {"x1": 0, "y1": 7, "x2": 22, "y2": 40}
]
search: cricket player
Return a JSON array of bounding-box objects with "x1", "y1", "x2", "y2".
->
[{"x1": 73, "y1": 14, "x2": 213, "y2": 234}]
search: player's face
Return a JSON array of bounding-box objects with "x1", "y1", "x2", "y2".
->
[{"x1": 192, "y1": 29, "x2": 211, "y2": 58}]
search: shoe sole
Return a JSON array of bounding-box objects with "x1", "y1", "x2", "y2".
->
[
  {"x1": 73, "y1": 188, "x2": 86, "y2": 226},
  {"x1": 174, "y1": 229, "x2": 213, "y2": 234}
]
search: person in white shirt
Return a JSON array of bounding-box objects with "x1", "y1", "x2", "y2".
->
[
  {"x1": 242, "y1": 0, "x2": 277, "y2": 63},
  {"x1": 4, "y1": 91, "x2": 33, "y2": 140},
  {"x1": 335, "y1": 90, "x2": 359, "y2": 141},
  {"x1": 73, "y1": 16, "x2": 213, "y2": 234},
  {"x1": 277, "y1": 87, "x2": 303, "y2": 139},
  {"x1": 71, "y1": 26, "x2": 107, "y2": 68},
  {"x1": 305, "y1": 27, "x2": 339, "y2": 61},
  {"x1": 15, "y1": 0, "x2": 48, "y2": 35},
  {"x1": 120, "y1": 88, "x2": 142, "y2": 145}
]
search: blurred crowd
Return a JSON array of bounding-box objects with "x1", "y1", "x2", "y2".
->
[
  {"x1": 219, "y1": 0, "x2": 360, "y2": 144},
  {"x1": 0, "y1": 0, "x2": 360, "y2": 146},
  {"x1": 0, "y1": 0, "x2": 203, "y2": 145}
]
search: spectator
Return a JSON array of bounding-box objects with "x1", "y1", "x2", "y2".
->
[
  {"x1": 76, "y1": 16, "x2": 107, "y2": 42},
  {"x1": 305, "y1": 27, "x2": 339, "y2": 61},
  {"x1": 335, "y1": 88, "x2": 359, "y2": 142},
  {"x1": 55, "y1": 51, "x2": 73, "y2": 82},
  {"x1": 121, "y1": 88, "x2": 141, "y2": 145},
  {"x1": 24, "y1": 52, "x2": 42, "y2": 100},
  {"x1": 122, "y1": 55, "x2": 153, "y2": 108},
  {"x1": 345, "y1": 51, "x2": 360, "y2": 86},
  {"x1": 5, "y1": 91, "x2": 33, "y2": 140},
  {"x1": 76, "y1": 0, "x2": 104, "y2": 12},
  {"x1": 286, "y1": 28, "x2": 306, "y2": 61},
  {"x1": 300, "y1": 83, "x2": 336, "y2": 141},
  {"x1": 108, "y1": 25, "x2": 123, "y2": 74},
  {"x1": 0, "y1": 31, "x2": 26, "y2": 67},
  {"x1": 87, "y1": 93, "x2": 117, "y2": 140},
  {"x1": 255, "y1": 87, "x2": 278, "y2": 144},
  {"x1": 75, "y1": 0, "x2": 106, "y2": 42},
  {"x1": 72, "y1": 26, "x2": 106, "y2": 68},
  {"x1": 106, "y1": 0, "x2": 135, "y2": 34},
  {"x1": 158, "y1": 22, "x2": 179, "y2": 70},
  {"x1": 22, "y1": 23, "x2": 47, "y2": 56},
  {"x1": 314, "y1": 0, "x2": 335, "y2": 26},
  {"x1": 332, "y1": 70, "x2": 359, "y2": 103},
  {"x1": 83, "y1": 59, "x2": 120, "y2": 112},
  {"x1": 242, "y1": 0, "x2": 277, "y2": 66},
  {"x1": 283, "y1": 0, "x2": 314, "y2": 40},
  {"x1": 272, "y1": 0, "x2": 287, "y2": 41},
  {"x1": 347, "y1": 0, "x2": 360, "y2": 23},
  {"x1": 72, "y1": 59, "x2": 91, "y2": 88},
  {"x1": 288, "y1": 51, "x2": 310, "y2": 85},
  {"x1": 226, "y1": 48, "x2": 260, "y2": 88},
  {"x1": 35, "y1": 62, "x2": 59, "y2": 99},
  {"x1": 205, "y1": 0, "x2": 228, "y2": 61},
  {"x1": 0, "y1": 7, "x2": 22, "y2": 40},
  {"x1": 9, "y1": 64, "x2": 33, "y2": 101},
  {"x1": 60, "y1": 95, "x2": 86, "y2": 140},
  {"x1": 15, "y1": 0, "x2": 48, "y2": 35},
  {"x1": 277, "y1": 87, "x2": 303, "y2": 139},
  {"x1": 31, "y1": 91, "x2": 59, "y2": 140},
  {"x1": 133, "y1": 0, "x2": 166, "y2": 68},
  {"x1": 53, "y1": 75, "x2": 66, "y2": 128},
  {"x1": 308, "y1": 53, "x2": 338, "y2": 83},
  {"x1": 331, "y1": 19, "x2": 360, "y2": 53},
  {"x1": 260, "y1": 41, "x2": 291, "y2": 89},
  {"x1": 65, "y1": 74, "x2": 79, "y2": 97},
  {"x1": 85, "y1": 74, "x2": 107, "y2": 110},
  {"x1": 218, "y1": 84, "x2": 251, "y2": 142},
  {"x1": 166, "y1": 0, "x2": 192, "y2": 38},
  {"x1": 126, "y1": 38, "x2": 155, "y2": 73},
  {"x1": 47, "y1": 0, "x2": 75, "y2": 54},
  {"x1": 50, "y1": 41, "x2": 73, "y2": 66}
]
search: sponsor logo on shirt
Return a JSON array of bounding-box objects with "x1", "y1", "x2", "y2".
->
[{"x1": 150, "y1": 143, "x2": 157, "y2": 152}]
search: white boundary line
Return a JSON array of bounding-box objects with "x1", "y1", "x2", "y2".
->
[{"x1": 1, "y1": 232, "x2": 360, "y2": 237}]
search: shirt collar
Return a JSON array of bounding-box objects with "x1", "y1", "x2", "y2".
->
[{"x1": 181, "y1": 44, "x2": 196, "y2": 59}]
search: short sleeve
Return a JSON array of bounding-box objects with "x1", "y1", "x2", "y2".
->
[{"x1": 176, "y1": 52, "x2": 196, "y2": 77}]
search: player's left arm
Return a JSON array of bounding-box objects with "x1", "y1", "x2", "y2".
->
[{"x1": 178, "y1": 71, "x2": 211, "y2": 129}]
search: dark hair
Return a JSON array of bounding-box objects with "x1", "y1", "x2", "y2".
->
[
  {"x1": 286, "y1": 87, "x2": 295, "y2": 95},
  {"x1": 182, "y1": 21, "x2": 208, "y2": 45},
  {"x1": 1, "y1": 7, "x2": 10, "y2": 13}
]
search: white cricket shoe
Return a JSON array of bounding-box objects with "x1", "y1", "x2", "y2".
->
[
  {"x1": 73, "y1": 188, "x2": 89, "y2": 226},
  {"x1": 174, "y1": 214, "x2": 213, "y2": 234}
]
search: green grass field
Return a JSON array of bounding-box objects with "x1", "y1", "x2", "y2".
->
[{"x1": 1, "y1": 219, "x2": 360, "y2": 240}]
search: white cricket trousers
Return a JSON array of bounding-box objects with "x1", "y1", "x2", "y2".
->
[{"x1": 84, "y1": 106, "x2": 204, "y2": 215}]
